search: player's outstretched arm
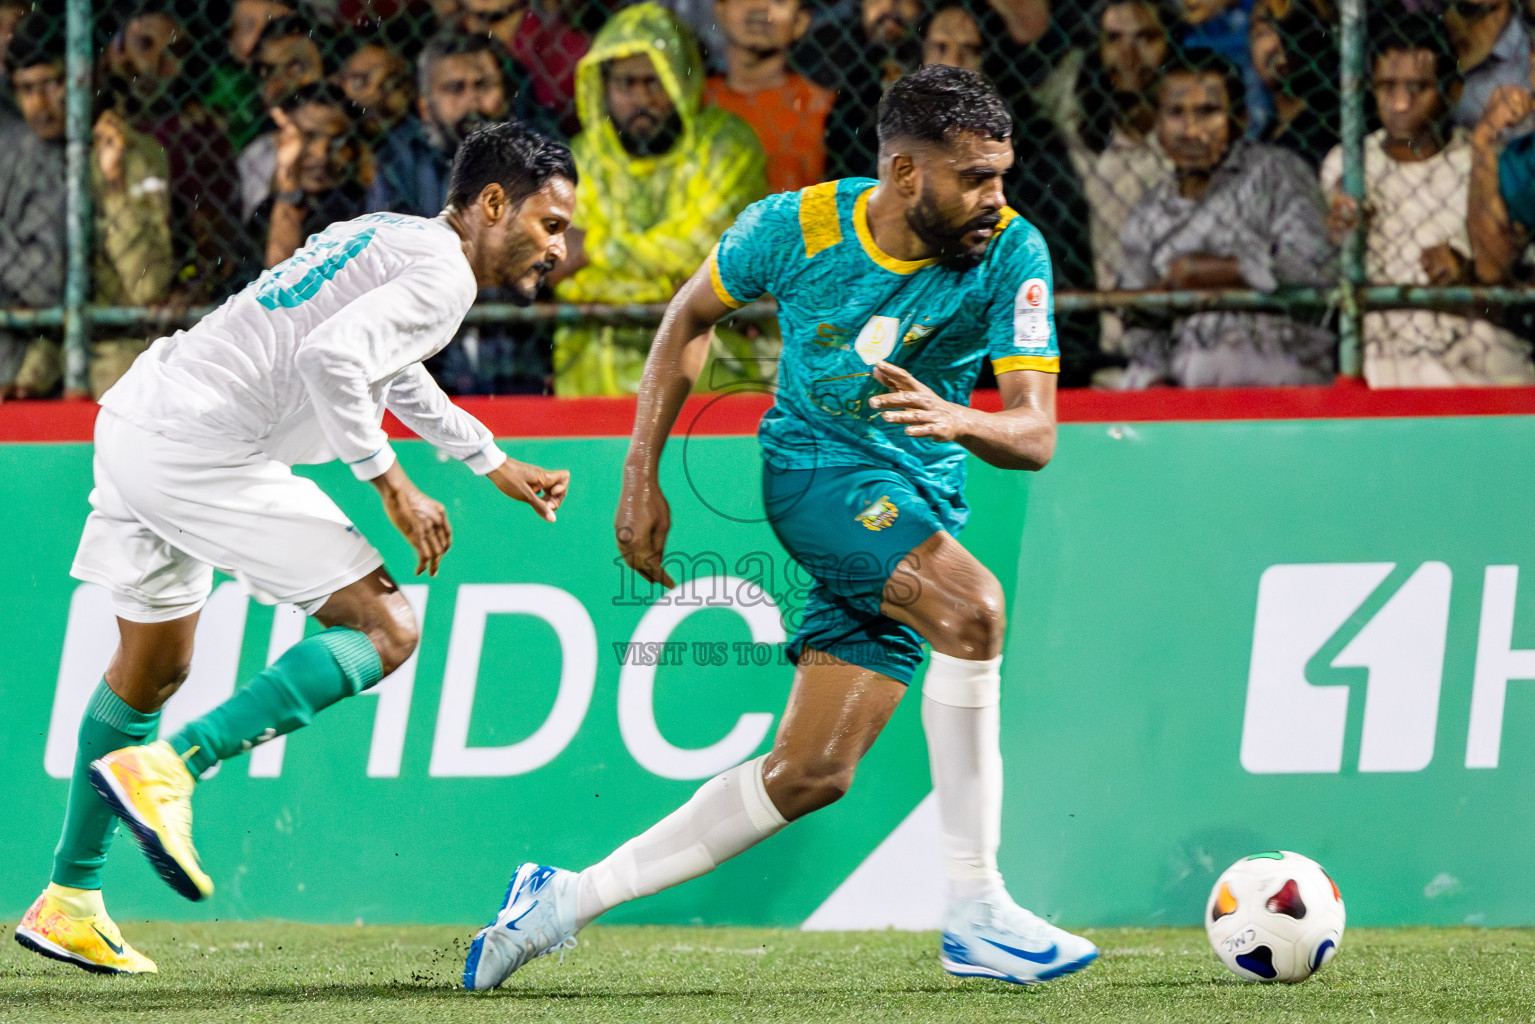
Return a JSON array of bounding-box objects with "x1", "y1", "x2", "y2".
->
[
  {"x1": 371, "y1": 461, "x2": 453, "y2": 576},
  {"x1": 869, "y1": 362, "x2": 1057, "y2": 471},
  {"x1": 615, "y1": 262, "x2": 734, "y2": 588},
  {"x1": 488, "y1": 459, "x2": 569, "y2": 523}
]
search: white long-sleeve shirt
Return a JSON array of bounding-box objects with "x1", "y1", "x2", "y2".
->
[{"x1": 102, "y1": 212, "x2": 506, "y2": 481}]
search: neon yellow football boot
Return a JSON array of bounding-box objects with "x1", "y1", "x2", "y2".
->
[
  {"x1": 14, "y1": 886, "x2": 157, "y2": 974},
  {"x1": 89, "y1": 740, "x2": 213, "y2": 901}
]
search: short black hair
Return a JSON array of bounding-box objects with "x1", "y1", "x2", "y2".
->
[
  {"x1": 1158, "y1": 47, "x2": 1247, "y2": 124},
  {"x1": 1371, "y1": 12, "x2": 1459, "y2": 93},
  {"x1": 417, "y1": 27, "x2": 512, "y2": 100},
  {"x1": 279, "y1": 80, "x2": 362, "y2": 121},
  {"x1": 446, "y1": 120, "x2": 577, "y2": 210},
  {"x1": 5, "y1": 12, "x2": 61, "y2": 75},
  {"x1": 279, "y1": 81, "x2": 367, "y2": 161},
  {"x1": 255, "y1": 13, "x2": 332, "y2": 69},
  {"x1": 877, "y1": 64, "x2": 1012, "y2": 151}
]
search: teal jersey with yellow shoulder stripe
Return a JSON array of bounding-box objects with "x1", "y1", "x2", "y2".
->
[{"x1": 708, "y1": 177, "x2": 1059, "y2": 524}]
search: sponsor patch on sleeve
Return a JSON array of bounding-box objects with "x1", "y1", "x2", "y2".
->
[{"x1": 1013, "y1": 277, "x2": 1051, "y2": 348}]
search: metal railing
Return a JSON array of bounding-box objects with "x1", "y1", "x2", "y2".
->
[{"x1": 17, "y1": 0, "x2": 1535, "y2": 393}]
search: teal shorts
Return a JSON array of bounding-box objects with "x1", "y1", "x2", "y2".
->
[{"x1": 762, "y1": 461, "x2": 959, "y2": 685}]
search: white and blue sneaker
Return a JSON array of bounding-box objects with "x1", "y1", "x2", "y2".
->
[
  {"x1": 939, "y1": 891, "x2": 1099, "y2": 985},
  {"x1": 463, "y1": 863, "x2": 579, "y2": 991}
]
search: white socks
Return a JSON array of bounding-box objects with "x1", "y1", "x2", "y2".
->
[
  {"x1": 574, "y1": 753, "x2": 787, "y2": 930},
  {"x1": 922, "y1": 650, "x2": 1005, "y2": 903}
]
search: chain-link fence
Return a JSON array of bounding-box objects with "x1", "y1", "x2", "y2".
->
[{"x1": 0, "y1": 0, "x2": 1532, "y2": 396}]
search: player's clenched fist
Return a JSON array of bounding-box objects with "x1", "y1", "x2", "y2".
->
[
  {"x1": 869, "y1": 361, "x2": 974, "y2": 443},
  {"x1": 490, "y1": 459, "x2": 570, "y2": 523}
]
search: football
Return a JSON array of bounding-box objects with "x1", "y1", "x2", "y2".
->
[{"x1": 1205, "y1": 851, "x2": 1346, "y2": 983}]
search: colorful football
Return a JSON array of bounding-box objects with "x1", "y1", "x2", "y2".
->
[{"x1": 1205, "y1": 851, "x2": 1346, "y2": 983}]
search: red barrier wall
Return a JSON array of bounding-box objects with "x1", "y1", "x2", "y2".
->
[{"x1": 5, "y1": 384, "x2": 1535, "y2": 442}]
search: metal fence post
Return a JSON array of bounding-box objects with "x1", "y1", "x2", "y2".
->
[
  {"x1": 1337, "y1": 0, "x2": 1366, "y2": 378},
  {"x1": 63, "y1": 0, "x2": 93, "y2": 396}
]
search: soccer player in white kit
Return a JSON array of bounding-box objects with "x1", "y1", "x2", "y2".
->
[{"x1": 15, "y1": 122, "x2": 576, "y2": 975}]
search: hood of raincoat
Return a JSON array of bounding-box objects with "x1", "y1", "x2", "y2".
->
[{"x1": 574, "y1": 3, "x2": 705, "y2": 164}]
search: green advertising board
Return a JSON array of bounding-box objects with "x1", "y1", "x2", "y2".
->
[{"x1": 3, "y1": 415, "x2": 1534, "y2": 930}]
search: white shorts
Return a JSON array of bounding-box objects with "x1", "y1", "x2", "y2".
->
[{"x1": 71, "y1": 409, "x2": 384, "y2": 623}]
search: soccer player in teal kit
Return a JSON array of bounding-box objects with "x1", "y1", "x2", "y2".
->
[{"x1": 464, "y1": 65, "x2": 1096, "y2": 990}]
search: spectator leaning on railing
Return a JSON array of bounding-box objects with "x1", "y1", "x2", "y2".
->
[
  {"x1": 551, "y1": 2, "x2": 767, "y2": 396},
  {"x1": 0, "y1": 15, "x2": 174, "y2": 401},
  {"x1": 0, "y1": 13, "x2": 64, "y2": 401},
  {"x1": 102, "y1": 0, "x2": 244, "y2": 303},
  {"x1": 86, "y1": 108, "x2": 176, "y2": 400},
  {"x1": 1443, "y1": 0, "x2": 1531, "y2": 129},
  {"x1": 1468, "y1": 63, "x2": 1535, "y2": 285},
  {"x1": 1323, "y1": 13, "x2": 1532, "y2": 386},
  {"x1": 1118, "y1": 48, "x2": 1336, "y2": 388},
  {"x1": 1068, "y1": 0, "x2": 1177, "y2": 358}
]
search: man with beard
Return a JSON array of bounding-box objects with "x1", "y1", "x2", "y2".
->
[
  {"x1": 810, "y1": 0, "x2": 925, "y2": 178},
  {"x1": 368, "y1": 29, "x2": 530, "y2": 217},
  {"x1": 371, "y1": 31, "x2": 551, "y2": 395},
  {"x1": 465, "y1": 65, "x2": 1100, "y2": 992},
  {"x1": 551, "y1": 3, "x2": 765, "y2": 395},
  {"x1": 15, "y1": 122, "x2": 573, "y2": 976}
]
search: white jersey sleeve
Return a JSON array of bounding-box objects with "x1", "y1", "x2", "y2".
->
[
  {"x1": 385, "y1": 363, "x2": 507, "y2": 475},
  {"x1": 293, "y1": 250, "x2": 480, "y2": 480},
  {"x1": 99, "y1": 214, "x2": 488, "y2": 477}
]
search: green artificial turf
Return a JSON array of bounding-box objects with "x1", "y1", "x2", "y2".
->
[{"x1": 2, "y1": 921, "x2": 1531, "y2": 1023}]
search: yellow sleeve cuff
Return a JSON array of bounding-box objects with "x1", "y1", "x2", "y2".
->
[
  {"x1": 708, "y1": 247, "x2": 747, "y2": 309},
  {"x1": 992, "y1": 354, "x2": 1061, "y2": 375}
]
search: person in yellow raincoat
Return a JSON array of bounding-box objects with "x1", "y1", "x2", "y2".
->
[{"x1": 554, "y1": 2, "x2": 770, "y2": 396}]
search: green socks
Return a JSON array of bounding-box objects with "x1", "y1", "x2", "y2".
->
[
  {"x1": 168, "y1": 627, "x2": 383, "y2": 778},
  {"x1": 52, "y1": 681, "x2": 160, "y2": 890}
]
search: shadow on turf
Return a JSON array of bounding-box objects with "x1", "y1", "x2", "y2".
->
[{"x1": 1, "y1": 970, "x2": 1100, "y2": 1004}]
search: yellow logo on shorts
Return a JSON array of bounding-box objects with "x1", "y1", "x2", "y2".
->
[{"x1": 855, "y1": 495, "x2": 899, "y2": 531}]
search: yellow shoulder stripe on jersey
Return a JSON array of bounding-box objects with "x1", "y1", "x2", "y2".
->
[
  {"x1": 799, "y1": 182, "x2": 842, "y2": 259},
  {"x1": 707, "y1": 245, "x2": 746, "y2": 309},
  {"x1": 997, "y1": 207, "x2": 1019, "y2": 231},
  {"x1": 854, "y1": 188, "x2": 938, "y2": 274},
  {"x1": 993, "y1": 354, "x2": 1060, "y2": 374}
]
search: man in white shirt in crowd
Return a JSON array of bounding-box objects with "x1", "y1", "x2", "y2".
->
[
  {"x1": 15, "y1": 121, "x2": 575, "y2": 976},
  {"x1": 1322, "y1": 13, "x2": 1534, "y2": 386}
]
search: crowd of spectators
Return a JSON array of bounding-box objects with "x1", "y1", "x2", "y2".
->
[{"x1": 0, "y1": 0, "x2": 1532, "y2": 400}]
